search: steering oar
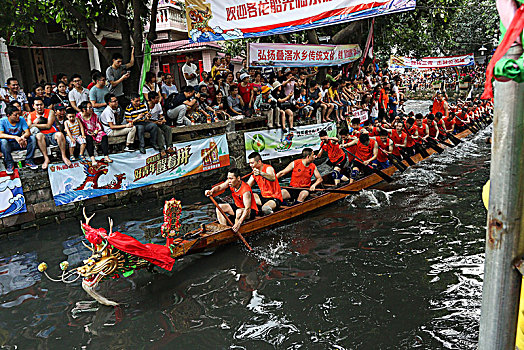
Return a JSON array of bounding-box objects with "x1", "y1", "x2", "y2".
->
[{"x1": 209, "y1": 196, "x2": 253, "y2": 251}]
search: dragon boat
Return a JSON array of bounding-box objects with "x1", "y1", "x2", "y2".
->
[{"x1": 38, "y1": 117, "x2": 491, "y2": 306}]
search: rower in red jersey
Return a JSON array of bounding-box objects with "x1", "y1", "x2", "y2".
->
[
  {"x1": 388, "y1": 121, "x2": 409, "y2": 159},
  {"x1": 247, "y1": 152, "x2": 283, "y2": 215},
  {"x1": 205, "y1": 168, "x2": 258, "y2": 232},
  {"x1": 278, "y1": 148, "x2": 323, "y2": 203},
  {"x1": 414, "y1": 113, "x2": 429, "y2": 143},
  {"x1": 348, "y1": 117, "x2": 363, "y2": 137},
  {"x1": 426, "y1": 114, "x2": 440, "y2": 139},
  {"x1": 339, "y1": 127, "x2": 358, "y2": 166},
  {"x1": 344, "y1": 133, "x2": 378, "y2": 183},
  {"x1": 454, "y1": 107, "x2": 470, "y2": 132},
  {"x1": 317, "y1": 129, "x2": 349, "y2": 185},
  {"x1": 372, "y1": 129, "x2": 393, "y2": 169},
  {"x1": 403, "y1": 117, "x2": 418, "y2": 156},
  {"x1": 432, "y1": 91, "x2": 449, "y2": 117},
  {"x1": 363, "y1": 120, "x2": 380, "y2": 137},
  {"x1": 441, "y1": 111, "x2": 455, "y2": 134}
]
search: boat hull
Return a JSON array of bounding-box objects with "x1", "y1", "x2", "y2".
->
[{"x1": 169, "y1": 129, "x2": 474, "y2": 258}]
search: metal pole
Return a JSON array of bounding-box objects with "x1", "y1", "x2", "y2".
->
[{"x1": 478, "y1": 45, "x2": 524, "y2": 350}]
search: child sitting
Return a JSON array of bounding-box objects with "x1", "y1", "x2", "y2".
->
[
  {"x1": 64, "y1": 108, "x2": 86, "y2": 161},
  {"x1": 296, "y1": 88, "x2": 314, "y2": 121}
]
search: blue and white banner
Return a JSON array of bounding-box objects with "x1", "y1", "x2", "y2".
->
[
  {"x1": 0, "y1": 170, "x2": 27, "y2": 219},
  {"x1": 389, "y1": 54, "x2": 475, "y2": 69},
  {"x1": 48, "y1": 134, "x2": 230, "y2": 206},
  {"x1": 185, "y1": 0, "x2": 416, "y2": 43},
  {"x1": 244, "y1": 122, "x2": 337, "y2": 161}
]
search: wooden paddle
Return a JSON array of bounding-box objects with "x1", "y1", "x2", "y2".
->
[
  {"x1": 209, "y1": 196, "x2": 253, "y2": 251},
  {"x1": 399, "y1": 149, "x2": 416, "y2": 166},
  {"x1": 342, "y1": 149, "x2": 393, "y2": 183},
  {"x1": 281, "y1": 185, "x2": 358, "y2": 195},
  {"x1": 424, "y1": 139, "x2": 444, "y2": 153},
  {"x1": 442, "y1": 132, "x2": 462, "y2": 146},
  {"x1": 377, "y1": 145, "x2": 407, "y2": 172},
  {"x1": 434, "y1": 137, "x2": 455, "y2": 148}
]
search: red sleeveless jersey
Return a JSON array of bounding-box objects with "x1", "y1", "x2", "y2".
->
[
  {"x1": 375, "y1": 137, "x2": 390, "y2": 163},
  {"x1": 428, "y1": 120, "x2": 438, "y2": 138},
  {"x1": 390, "y1": 130, "x2": 406, "y2": 156},
  {"x1": 404, "y1": 122, "x2": 417, "y2": 147},
  {"x1": 321, "y1": 140, "x2": 345, "y2": 163},
  {"x1": 416, "y1": 123, "x2": 427, "y2": 143},
  {"x1": 253, "y1": 163, "x2": 283, "y2": 201},
  {"x1": 355, "y1": 139, "x2": 375, "y2": 161},
  {"x1": 432, "y1": 99, "x2": 445, "y2": 115},
  {"x1": 290, "y1": 159, "x2": 317, "y2": 188},
  {"x1": 443, "y1": 116, "x2": 455, "y2": 130},
  {"x1": 230, "y1": 181, "x2": 258, "y2": 213}
]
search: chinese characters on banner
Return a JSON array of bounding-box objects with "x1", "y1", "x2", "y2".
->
[
  {"x1": 389, "y1": 54, "x2": 475, "y2": 69},
  {"x1": 48, "y1": 135, "x2": 230, "y2": 206},
  {"x1": 185, "y1": 0, "x2": 416, "y2": 43},
  {"x1": 248, "y1": 43, "x2": 361, "y2": 67}
]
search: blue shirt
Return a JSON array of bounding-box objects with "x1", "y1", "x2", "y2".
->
[{"x1": 0, "y1": 116, "x2": 29, "y2": 137}]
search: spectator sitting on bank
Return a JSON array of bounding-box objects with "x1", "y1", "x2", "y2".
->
[
  {"x1": 89, "y1": 72, "x2": 109, "y2": 117},
  {"x1": 143, "y1": 71, "x2": 162, "y2": 104},
  {"x1": 63, "y1": 107, "x2": 86, "y2": 161},
  {"x1": 0, "y1": 78, "x2": 30, "y2": 114},
  {"x1": 212, "y1": 90, "x2": 230, "y2": 120},
  {"x1": 125, "y1": 94, "x2": 159, "y2": 154},
  {"x1": 296, "y1": 87, "x2": 314, "y2": 121},
  {"x1": 50, "y1": 81, "x2": 70, "y2": 108},
  {"x1": 55, "y1": 73, "x2": 69, "y2": 93},
  {"x1": 44, "y1": 83, "x2": 55, "y2": 109},
  {"x1": 227, "y1": 85, "x2": 244, "y2": 118},
  {"x1": 99, "y1": 93, "x2": 136, "y2": 152},
  {"x1": 254, "y1": 85, "x2": 278, "y2": 128},
  {"x1": 86, "y1": 69, "x2": 101, "y2": 90},
  {"x1": 271, "y1": 81, "x2": 295, "y2": 132},
  {"x1": 77, "y1": 101, "x2": 111, "y2": 165},
  {"x1": 0, "y1": 105, "x2": 38, "y2": 174},
  {"x1": 166, "y1": 86, "x2": 196, "y2": 127},
  {"x1": 29, "y1": 84, "x2": 52, "y2": 109},
  {"x1": 53, "y1": 103, "x2": 67, "y2": 133},
  {"x1": 68, "y1": 74, "x2": 90, "y2": 113},
  {"x1": 161, "y1": 73, "x2": 178, "y2": 100},
  {"x1": 28, "y1": 97, "x2": 71, "y2": 168},
  {"x1": 106, "y1": 48, "x2": 135, "y2": 112},
  {"x1": 195, "y1": 93, "x2": 218, "y2": 123},
  {"x1": 146, "y1": 91, "x2": 171, "y2": 157}
]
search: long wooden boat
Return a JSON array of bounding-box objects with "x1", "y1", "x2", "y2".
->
[
  {"x1": 168, "y1": 128, "x2": 477, "y2": 257},
  {"x1": 39, "y1": 122, "x2": 488, "y2": 306}
]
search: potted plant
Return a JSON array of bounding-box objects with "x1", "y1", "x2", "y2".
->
[
  {"x1": 432, "y1": 80, "x2": 442, "y2": 90},
  {"x1": 459, "y1": 76, "x2": 471, "y2": 90}
]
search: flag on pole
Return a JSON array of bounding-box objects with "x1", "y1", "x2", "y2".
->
[
  {"x1": 360, "y1": 19, "x2": 374, "y2": 66},
  {"x1": 138, "y1": 40, "x2": 152, "y2": 101}
]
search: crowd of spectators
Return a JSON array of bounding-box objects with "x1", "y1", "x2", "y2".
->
[{"x1": 0, "y1": 48, "x2": 488, "y2": 175}]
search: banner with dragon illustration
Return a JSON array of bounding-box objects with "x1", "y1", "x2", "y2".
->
[
  {"x1": 48, "y1": 135, "x2": 230, "y2": 206},
  {"x1": 248, "y1": 43, "x2": 361, "y2": 67},
  {"x1": 244, "y1": 122, "x2": 336, "y2": 161},
  {"x1": 0, "y1": 170, "x2": 27, "y2": 219},
  {"x1": 185, "y1": 0, "x2": 416, "y2": 43},
  {"x1": 389, "y1": 54, "x2": 475, "y2": 69}
]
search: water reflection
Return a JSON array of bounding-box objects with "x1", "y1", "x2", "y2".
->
[{"x1": 0, "y1": 102, "x2": 490, "y2": 349}]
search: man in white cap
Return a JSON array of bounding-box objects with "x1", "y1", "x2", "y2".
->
[{"x1": 238, "y1": 73, "x2": 254, "y2": 117}]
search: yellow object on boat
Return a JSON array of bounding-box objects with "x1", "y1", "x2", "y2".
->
[{"x1": 482, "y1": 180, "x2": 490, "y2": 210}]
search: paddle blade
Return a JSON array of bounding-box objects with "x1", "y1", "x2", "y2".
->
[
  {"x1": 373, "y1": 167, "x2": 394, "y2": 182},
  {"x1": 447, "y1": 134, "x2": 462, "y2": 146}
]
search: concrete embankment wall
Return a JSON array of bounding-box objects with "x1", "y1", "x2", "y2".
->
[{"x1": 0, "y1": 119, "x2": 296, "y2": 235}]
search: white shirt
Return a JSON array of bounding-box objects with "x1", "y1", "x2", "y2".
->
[
  {"x1": 147, "y1": 103, "x2": 163, "y2": 121},
  {"x1": 99, "y1": 105, "x2": 118, "y2": 135},
  {"x1": 182, "y1": 63, "x2": 199, "y2": 86},
  {"x1": 68, "y1": 87, "x2": 90, "y2": 107}
]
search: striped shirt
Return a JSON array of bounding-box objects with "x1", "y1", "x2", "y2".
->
[
  {"x1": 65, "y1": 118, "x2": 81, "y2": 138},
  {"x1": 124, "y1": 102, "x2": 148, "y2": 123}
]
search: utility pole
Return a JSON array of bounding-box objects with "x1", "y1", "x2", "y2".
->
[{"x1": 478, "y1": 45, "x2": 524, "y2": 349}]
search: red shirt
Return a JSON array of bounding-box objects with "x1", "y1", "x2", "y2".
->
[
  {"x1": 427, "y1": 120, "x2": 438, "y2": 138},
  {"x1": 253, "y1": 163, "x2": 283, "y2": 201},
  {"x1": 375, "y1": 137, "x2": 390, "y2": 163},
  {"x1": 290, "y1": 159, "x2": 317, "y2": 188},
  {"x1": 321, "y1": 140, "x2": 345, "y2": 163},
  {"x1": 355, "y1": 139, "x2": 375, "y2": 161},
  {"x1": 404, "y1": 122, "x2": 417, "y2": 147},
  {"x1": 390, "y1": 130, "x2": 406, "y2": 156},
  {"x1": 416, "y1": 123, "x2": 428, "y2": 143},
  {"x1": 29, "y1": 109, "x2": 59, "y2": 135},
  {"x1": 230, "y1": 181, "x2": 258, "y2": 213},
  {"x1": 238, "y1": 83, "x2": 253, "y2": 106}
]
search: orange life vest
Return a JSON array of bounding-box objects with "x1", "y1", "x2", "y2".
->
[
  {"x1": 230, "y1": 181, "x2": 258, "y2": 213},
  {"x1": 290, "y1": 159, "x2": 317, "y2": 188},
  {"x1": 253, "y1": 163, "x2": 283, "y2": 201}
]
